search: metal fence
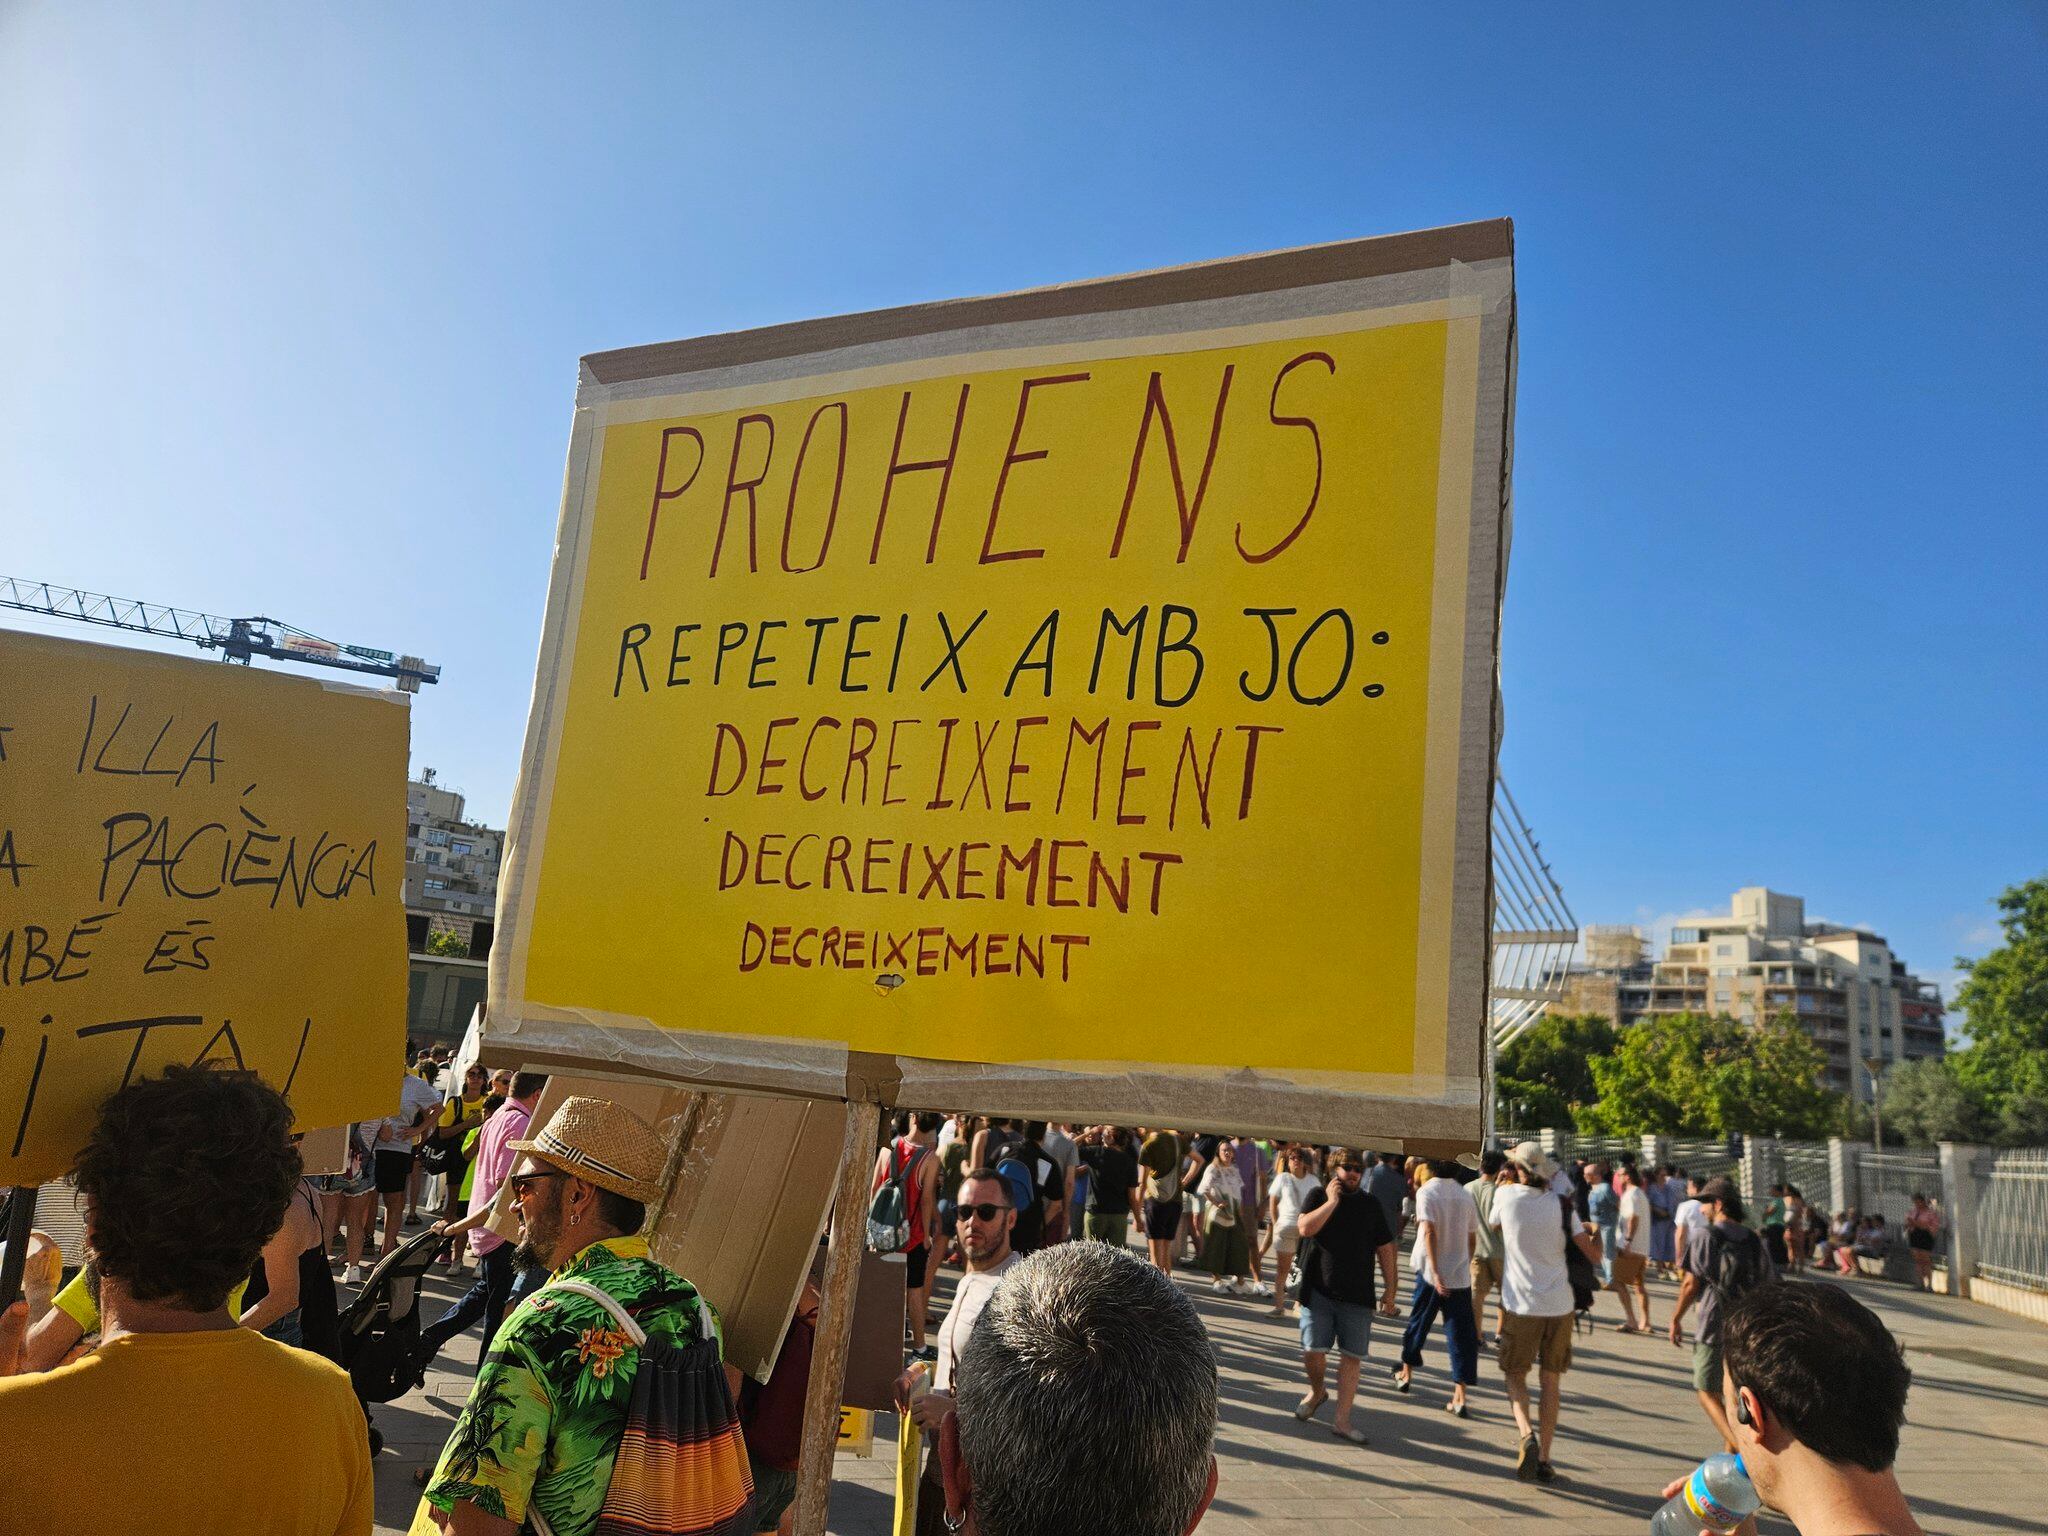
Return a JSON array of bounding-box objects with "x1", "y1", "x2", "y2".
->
[
  {"x1": 1779, "y1": 1142, "x2": 1834, "y2": 1218},
  {"x1": 1973, "y1": 1147, "x2": 2048, "y2": 1293},
  {"x1": 1855, "y1": 1150, "x2": 1943, "y2": 1243},
  {"x1": 1668, "y1": 1136, "x2": 1743, "y2": 1187}
]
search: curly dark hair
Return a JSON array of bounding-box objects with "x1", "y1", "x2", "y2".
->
[{"x1": 72, "y1": 1064, "x2": 302, "y2": 1311}]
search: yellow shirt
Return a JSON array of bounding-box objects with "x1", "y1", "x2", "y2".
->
[{"x1": 0, "y1": 1326, "x2": 372, "y2": 1534}]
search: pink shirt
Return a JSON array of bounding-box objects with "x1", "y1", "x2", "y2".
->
[{"x1": 467, "y1": 1098, "x2": 532, "y2": 1256}]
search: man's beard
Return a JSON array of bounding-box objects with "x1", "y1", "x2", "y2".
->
[{"x1": 515, "y1": 1185, "x2": 566, "y2": 1273}]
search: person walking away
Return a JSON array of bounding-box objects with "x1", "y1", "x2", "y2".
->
[
  {"x1": 1585, "y1": 1162, "x2": 1619, "y2": 1283},
  {"x1": 241, "y1": 1171, "x2": 340, "y2": 1357},
  {"x1": 1196, "y1": 1140, "x2": 1254, "y2": 1293},
  {"x1": 1177, "y1": 1134, "x2": 1216, "y2": 1263},
  {"x1": 871, "y1": 1111, "x2": 942, "y2": 1357},
  {"x1": 1673, "y1": 1175, "x2": 1707, "y2": 1250},
  {"x1": 1138, "y1": 1128, "x2": 1186, "y2": 1274},
  {"x1": 426, "y1": 1063, "x2": 492, "y2": 1264},
  {"x1": 894, "y1": 1168, "x2": 1020, "y2": 1536},
  {"x1": 0, "y1": 1065, "x2": 372, "y2": 1532},
  {"x1": 1077, "y1": 1125, "x2": 1142, "y2": 1247},
  {"x1": 740, "y1": 1252, "x2": 820, "y2": 1536},
  {"x1": 1491, "y1": 1141, "x2": 1602, "y2": 1484},
  {"x1": 1655, "y1": 1282, "x2": 1925, "y2": 1536},
  {"x1": 1041, "y1": 1121, "x2": 1080, "y2": 1242},
  {"x1": 937, "y1": 1243, "x2": 1219, "y2": 1536},
  {"x1": 1669, "y1": 1175, "x2": 1774, "y2": 1452},
  {"x1": 415, "y1": 1096, "x2": 726, "y2": 1536},
  {"x1": 1365, "y1": 1152, "x2": 1406, "y2": 1246},
  {"x1": 1783, "y1": 1185, "x2": 1810, "y2": 1273},
  {"x1": 375, "y1": 1059, "x2": 442, "y2": 1260},
  {"x1": 406, "y1": 1072, "x2": 547, "y2": 1383},
  {"x1": 1903, "y1": 1194, "x2": 1941, "y2": 1290},
  {"x1": 1610, "y1": 1163, "x2": 1654, "y2": 1334},
  {"x1": 1469, "y1": 1149, "x2": 1507, "y2": 1344},
  {"x1": 1761, "y1": 1183, "x2": 1790, "y2": 1268},
  {"x1": 1647, "y1": 1165, "x2": 1680, "y2": 1280},
  {"x1": 1292, "y1": 1149, "x2": 1398, "y2": 1446},
  {"x1": 1265, "y1": 1145, "x2": 1320, "y2": 1317},
  {"x1": 316, "y1": 1122, "x2": 380, "y2": 1285},
  {"x1": 1394, "y1": 1158, "x2": 1480, "y2": 1417}
]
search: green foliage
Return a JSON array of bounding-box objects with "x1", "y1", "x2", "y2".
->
[
  {"x1": 1949, "y1": 876, "x2": 2048, "y2": 1143},
  {"x1": 1878, "y1": 1058, "x2": 1989, "y2": 1146},
  {"x1": 1573, "y1": 1011, "x2": 1839, "y2": 1139},
  {"x1": 425, "y1": 927, "x2": 470, "y2": 958},
  {"x1": 1494, "y1": 1013, "x2": 1616, "y2": 1130}
]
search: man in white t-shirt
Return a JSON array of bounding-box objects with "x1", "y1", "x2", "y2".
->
[
  {"x1": 1394, "y1": 1163, "x2": 1481, "y2": 1415},
  {"x1": 1609, "y1": 1163, "x2": 1654, "y2": 1334},
  {"x1": 1673, "y1": 1174, "x2": 1708, "y2": 1246},
  {"x1": 896, "y1": 1170, "x2": 1020, "y2": 1524},
  {"x1": 1490, "y1": 1142, "x2": 1601, "y2": 1485}
]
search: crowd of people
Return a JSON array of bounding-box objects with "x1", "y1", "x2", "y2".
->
[{"x1": 0, "y1": 1075, "x2": 1931, "y2": 1536}]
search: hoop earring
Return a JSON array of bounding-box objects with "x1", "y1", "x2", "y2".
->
[{"x1": 942, "y1": 1509, "x2": 966, "y2": 1534}]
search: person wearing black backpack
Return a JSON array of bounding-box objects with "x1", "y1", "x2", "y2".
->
[
  {"x1": 1669, "y1": 1175, "x2": 1776, "y2": 1453},
  {"x1": 869, "y1": 1111, "x2": 942, "y2": 1359},
  {"x1": 985, "y1": 1120, "x2": 1065, "y2": 1255}
]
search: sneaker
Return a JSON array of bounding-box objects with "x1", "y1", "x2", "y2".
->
[
  {"x1": 343, "y1": 1264, "x2": 364, "y2": 1286},
  {"x1": 1248, "y1": 1281, "x2": 1272, "y2": 1298},
  {"x1": 1515, "y1": 1434, "x2": 1540, "y2": 1483},
  {"x1": 1210, "y1": 1279, "x2": 1228, "y2": 1293}
]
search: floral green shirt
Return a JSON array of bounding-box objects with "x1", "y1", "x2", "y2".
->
[{"x1": 419, "y1": 1235, "x2": 718, "y2": 1536}]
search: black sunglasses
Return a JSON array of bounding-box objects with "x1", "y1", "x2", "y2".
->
[
  {"x1": 959, "y1": 1202, "x2": 1012, "y2": 1223},
  {"x1": 508, "y1": 1171, "x2": 570, "y2": 1198}
]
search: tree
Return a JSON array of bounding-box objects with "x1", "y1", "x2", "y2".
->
[
  {"x1": 1574, "y1": 1011, "x2": 1840, "y2": 1139},
  {"x1": 1949, "y1": 876, "x2": 2048, "y2": 1143},
  {"x1": 425, "y1": 928, "x2": 470, "y2": 958},
  {"x1": 1877, "y1": 1058, "x2": 1989, "y2": 1146},
  {"x1": 1494, "y1": 1013, "x2": 1616, "y2": 1129}
]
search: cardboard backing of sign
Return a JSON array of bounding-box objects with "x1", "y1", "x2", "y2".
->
[
  {"x1": 0, "y1": 631, "x2": 411, "y2": 1186},
  {"x1": 489, "y1": 220, "x2": 1514, "y2": 1149},
  {"x1": 504, "y1": 1072, "x2": 871, "y2": 1385}
]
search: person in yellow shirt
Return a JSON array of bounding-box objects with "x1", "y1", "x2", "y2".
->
[{"x1": 0, "y1": 1064, "x2": 372, "y2": 1534}]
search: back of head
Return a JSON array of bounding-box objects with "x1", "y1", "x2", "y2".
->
[
  {"x1": 73, "y1": 1065, "x2": 301, "y2": 1311},
  {"x1": 915, "y1": 1111, "x2": 944, "y2": 1135},
  {"x1": 1721, "y1": 1281, "x2": 1909, "y2": 1471},
  {"x1": 1021, "y1": 1119, "x2": 1049, "y2": 1143},
  {"x1": 956, "y1": 1243, "x2": 1215, "y2": 1536},
  {"x1": 1479, "y1": 1148, "x2": 1507, "y2": 1178},
  {"x1": 511, "y1": 1071, "x2": 548, "y2": 1101}
]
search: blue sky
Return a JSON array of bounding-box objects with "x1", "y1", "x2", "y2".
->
[{"x1": 5, "y1": 4, "x2": 2042, "y2": 1012}]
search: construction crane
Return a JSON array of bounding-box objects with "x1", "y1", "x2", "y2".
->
[{"x1": 0, "y1": 576, "x2": 440, "y2": 692}]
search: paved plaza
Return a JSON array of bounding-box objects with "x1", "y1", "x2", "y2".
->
[{"x1": 373, "y1": 1244, "x2": 2048, "y2": 1535}]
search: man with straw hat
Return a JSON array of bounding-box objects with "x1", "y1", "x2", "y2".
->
[{"x1": 414, "y1": 1095, "x2": 723, "y2": 1536}]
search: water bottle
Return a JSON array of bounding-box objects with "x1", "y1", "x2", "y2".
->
[{"x1": 1650, "y1": 1453, "x2": 1760, "y2": 1535}]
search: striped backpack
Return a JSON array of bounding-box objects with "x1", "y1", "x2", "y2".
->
[{"x1": 539, "y1": 1279, "x2": 755, "y2": 1536}]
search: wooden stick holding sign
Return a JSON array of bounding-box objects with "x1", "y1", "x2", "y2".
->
[
  {"x1": 1, "y1": 1185, "x2": 38, "y2": 1311},
  {"x1": 791, "y1": 1098, "x2": 881, "y2": 1536}
]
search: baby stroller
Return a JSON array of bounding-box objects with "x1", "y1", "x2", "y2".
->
[{"x1": 336, "y1": 1226, "x2": 444, "y2": 1455}]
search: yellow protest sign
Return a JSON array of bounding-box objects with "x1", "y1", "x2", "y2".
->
[
  {"x1": 0, "y1": 632, "x2": 409, "y2": 1186},
  {"x1": 496, "y1": 222, "x2": 1514, "y2": 1145}
]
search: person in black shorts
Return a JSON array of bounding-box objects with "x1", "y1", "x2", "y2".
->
[{"x1": 1139, "y1": 1128, "x2": 1185, "y2": 1273}]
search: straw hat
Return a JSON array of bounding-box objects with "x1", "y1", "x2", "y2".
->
[
  {"x1": 509, "y1": 1096, "x2": 670, "y2": 1204},
  {"x1": 1506, "y1": 1139, "x2": 1560, "y2": 1183}
]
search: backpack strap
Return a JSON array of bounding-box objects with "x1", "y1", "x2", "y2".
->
[
  {"x1": 546, "y1": 1277, "x2": 720, "y2": 1352},
  {"x1": 545, "y1": 1278, "x2": 648, "y2": 1346}
]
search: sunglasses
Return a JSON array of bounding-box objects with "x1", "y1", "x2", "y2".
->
[
  {"x1": 508, "y1": 1171, "x2": 569, "y2": 1199},
  {"x1": 959, "y1": 1202, "x2": 1012, "y2": 1223}
]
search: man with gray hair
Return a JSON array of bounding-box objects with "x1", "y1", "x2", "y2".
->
[{"x1": 937, "y1": 1242, "x2": 1219, "y2": 1536}]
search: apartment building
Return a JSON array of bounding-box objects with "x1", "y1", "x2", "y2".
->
[
  {"x1": 403, "y1": 772, "x2": 503, "y2": 948},
  {"x1": 1563, "y1": 887, "x2": 1946, "y2": 1101}
]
